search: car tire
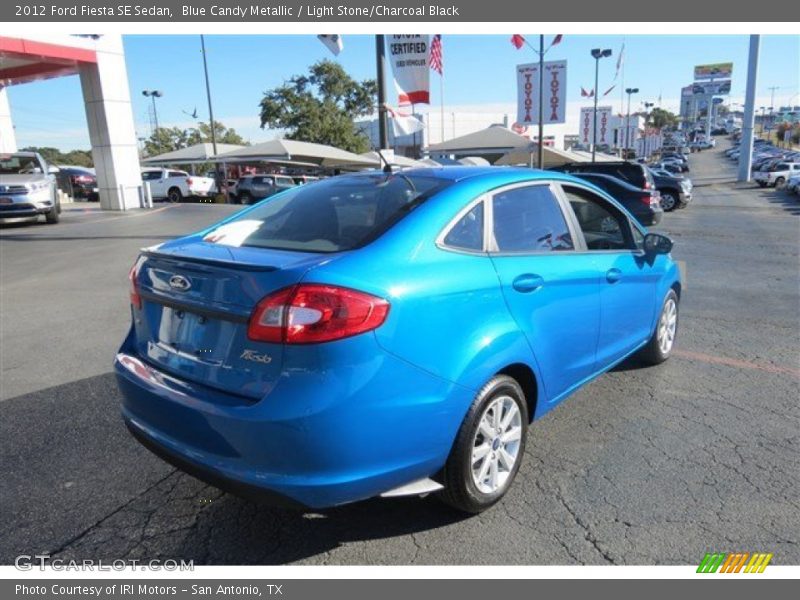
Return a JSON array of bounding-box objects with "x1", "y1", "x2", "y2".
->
[
  {"x1": 637, "y1": 289, "x2": 679, "y2": 366},
  {"x1": 438, "y1": 375, "x2": 528, "y2": 514},
  {"x1": 774, "y1": 177, "x2": 785, "y2": 188},
  {"x1": 167, "y1": 187, "x2": 183, "y2": 203},
  {"x1": 44, "y1": 207, "x2": 60, "y2": 224},
  {"x1": 660, "y1": 191, "x2": 679, "y2": 212},
  {"x1": 757, "y1": 181, "x2": 767, "y2": 188},
  {"x1": 238, "y1": 192, "x2": 253, "y2": 205}
]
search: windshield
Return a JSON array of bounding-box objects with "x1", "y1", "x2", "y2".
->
[
  {"x1": 203, "y1": 173, "x2": 451, "y2": 253},
  {"x1": 0, "y1": 154, "x2": 44, "y2": 175}
]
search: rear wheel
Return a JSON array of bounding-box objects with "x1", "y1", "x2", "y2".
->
[
  {"x1": 238, "y1": 191, "x2": 253, "y2": 205},
  {"x1": 167, "y1": 187, "x2": 183, "y2": 203},
  {"x1": 638, "y1": 290, "x2": 679, "y2": 365},
  {"x1": 774, "y1": 177, "x2": 785, "y2": 188},
  {"x1": 439, "y1": 375, "x2": 528, "y2": 514}
]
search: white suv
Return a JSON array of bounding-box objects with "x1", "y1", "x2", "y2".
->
[{"x1": 754, "y1": 162, "x2": 800, "y2": 188}]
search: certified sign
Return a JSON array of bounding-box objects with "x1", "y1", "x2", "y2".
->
[{"x1": 388, "y1": 35, "x2": 431, "y2": 105}]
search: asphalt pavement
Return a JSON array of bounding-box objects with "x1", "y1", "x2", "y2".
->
[{"x1": 1, "y1": 145, "x2": 798, "y2": 565}]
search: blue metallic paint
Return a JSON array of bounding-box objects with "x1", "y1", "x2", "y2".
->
[{"x1": 116, "y1": 167, "x2": 680, "y2": 508}]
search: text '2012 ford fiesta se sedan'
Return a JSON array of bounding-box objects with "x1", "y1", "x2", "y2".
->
[{"x1": 116, "y1": 167, "x2": 681, "y2": 513}]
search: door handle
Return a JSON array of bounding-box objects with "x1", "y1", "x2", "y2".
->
[
  {"x1": 606, "y1": 268, "x2": 622, "y2": 283},
  {"x1": 512, "y1": 274, "x2": 544, "y2": 293}
]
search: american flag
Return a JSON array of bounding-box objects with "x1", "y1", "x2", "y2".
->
[{"x1": 430, "y1": 34, "x2": 443, "y2": 75}]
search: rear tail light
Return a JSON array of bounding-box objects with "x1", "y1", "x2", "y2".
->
[
  {"x1": 642, "y1": 191, "x2": 660, "y2": 206},
  {"x1": 128, "y1": 258, "x2": 142, "y2": 309},
  {"x1": 186, "y1": 177, "x2": 193, "y2": 186},
  {"x1": 248, "y1": 284, "x2": 390, "y2": 344},
  {"x1": 72, "y1": 175, "x2": 93, "y2": 184}
]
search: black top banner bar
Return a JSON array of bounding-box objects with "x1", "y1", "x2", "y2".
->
[{"x1": 2, "y1": 0, "x2": 797, "y2": 22}]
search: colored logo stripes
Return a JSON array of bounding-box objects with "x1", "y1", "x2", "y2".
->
[{"x1": 697, "y1": 552, "x2": 773, "y2": 573}]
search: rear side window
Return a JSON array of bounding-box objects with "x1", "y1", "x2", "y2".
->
[
  {"x1": 443, "y1": 202, "x2": 484, "y2": 251},
  {"x1": 204, "y1": 174, "x2": 451, "y2": 253},
  {"x1": 168, "y1": 171, "x2": 186, "y2": 178},
  {"x1": 491, "y1": 185, "x2": 574, "y2": 253}
]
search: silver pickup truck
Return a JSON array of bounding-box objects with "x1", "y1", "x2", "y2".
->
[{"x1": 0, "y1": 151, "x2": 61, "y2": 224}]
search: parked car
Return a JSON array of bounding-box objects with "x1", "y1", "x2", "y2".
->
[
  {"x1": 786, "y1": 173, "x2": 800, "y2": 194},
  {"x1": 0, "y1": 151, "x2": 61, "y2": 224},
  {"x1": 651, "y1": 161, "x2": 684, "y2": 176},
  {"x1": 551, "y1": 160, "x2": 656, "y2": 191},
  {"x1": 648, "y1": 168, "x2": 692, "y2": 211},
  {"x1": 754, "y1": 162, "x2": 800, "y2": 188},
  {"x1": 567, "y1": 173, "x2": 663, "y2": 225},
  {"x1": 292, "y1": 175, "x2": 320, "y2": 186},
  {"x1": 56, "y1": 166, "x2": 98, "y2": 201},
  {"x1": 236, "y1": 174, "x2": 297, "y2": 204},
  {"x1": 117, "y1": 167, "x2": 681, "y2": 513},
  {"x1": 141, "y1": 168, "x2": 217, "y2": 202}
]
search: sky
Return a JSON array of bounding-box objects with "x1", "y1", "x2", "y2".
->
[{"x1": 5, "y1": 34, "x2": 799, "y2": 151}]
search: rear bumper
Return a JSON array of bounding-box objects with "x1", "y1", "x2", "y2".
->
[{"x1": 115, "y1": 330, "x2": 471, "y2": 509}]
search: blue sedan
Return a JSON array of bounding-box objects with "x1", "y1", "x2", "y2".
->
[{"x1": 117, "y1": 167, "x2": 681, "y2": 513}]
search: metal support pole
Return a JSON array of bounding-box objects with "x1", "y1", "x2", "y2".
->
[
  {"x1": 375, "y1": 35, "x2": 389, "y2": 150},
  {"x1": 592, "y1": 57, "x2": 599, "y2": 162},
  {"x1": 537, "y1": 34, "x2": 544, "y2": 169},
  {"x1": 738, "y1": 35, "x2": 760, "y2": 182}
]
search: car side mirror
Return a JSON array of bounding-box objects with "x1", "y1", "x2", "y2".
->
[{"x1": 643, "y1": 232, "x2": 673, "y2": 255}]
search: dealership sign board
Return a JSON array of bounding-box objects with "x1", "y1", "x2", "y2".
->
[
  {"x1": 388, "y1": 35, "x2": 430, "y2": 105},
  {"x1": 694, "y1": 62, "x2": 733, "y2": 80},
  {"x1": 692, "y1": 80, "x2": 731, "y2": 96},
  {"x1": 580, "y1": 106, "x2": 613, "y2": 146},
  {"x1": 516, "y1": 60, "x2": 567, "y2": 125}
]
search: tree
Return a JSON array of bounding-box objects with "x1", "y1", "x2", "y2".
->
[
  {"x1": 259, "y1": 60, "x2": 377, "y2": 154},
  {"x1": 22, "y1": 146, "x2": 94, "y2": 167},
  {"x1": 143, "y1": 126, "x2": 193, "y2": 157},
  {"x1": 187, "y1": 121, "x2": 247, "y2": 146},
  {"x1": 142, "y1": 121, "x2": 248, "y2": 157},
  {"x1": 648, "y1": 107, "x2": 680, "y2": 130}
]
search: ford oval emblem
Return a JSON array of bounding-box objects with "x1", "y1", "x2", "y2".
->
[{"x1": 168, "y1": 274, "x2": 191, "y2": 291}]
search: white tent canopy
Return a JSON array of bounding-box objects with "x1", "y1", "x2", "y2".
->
[
  {"x1": 214, "y1": 138, "x2": 376, "y2": 169},
  {"x1": 141, "y1": 143, "x2": 245, "y2": 165}
]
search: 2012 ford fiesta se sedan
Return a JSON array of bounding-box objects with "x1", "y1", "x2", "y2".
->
[{"x1": 116, "y1": 167, "x2": 681, "y2": 513}]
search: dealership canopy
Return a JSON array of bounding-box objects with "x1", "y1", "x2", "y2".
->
[
  {"x1": 495, "y1": 144, "x2": 586, "y2": 167},
  {"x1": 359, "y1": 151, "x2": 428, "y2": 168},
  {"x1": 214, "y1": 139, "x2": 376, "y2": 169},
  {"x1": 141, "y1": 143, "x2": 245, "y2": 165}
]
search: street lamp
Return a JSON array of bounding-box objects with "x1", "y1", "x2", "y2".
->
[
  {"x1": 142, "y1": 90, "x2": 164, "y2": 133},
  {"x1": 625, "y1": 87, "x2": 639, "y2": 155},
  {"x1": 590, "y1": 48, "x2": 613, "y2": 162}
]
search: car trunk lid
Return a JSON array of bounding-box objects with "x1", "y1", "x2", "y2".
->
[{"x1": 131, "y1": 239, "x2": 328, "y2": 400}]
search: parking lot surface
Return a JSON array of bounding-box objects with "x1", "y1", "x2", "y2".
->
[{"x1": 1, "y1": 145, "x2": 798, "y2": 565}]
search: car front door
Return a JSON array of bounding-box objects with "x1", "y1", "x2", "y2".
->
[
  {"x1": 558, "y1": 183, "x2": 662, "y2": 367},
  {"x1": 487, "y1": 182, "x2": 600, "y2": 403}
]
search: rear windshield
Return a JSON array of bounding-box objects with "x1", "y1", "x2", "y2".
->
[{"x1": 203, "y1": 173, "x2": 451, "y2": 253}]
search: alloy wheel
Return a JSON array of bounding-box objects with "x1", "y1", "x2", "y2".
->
[
  {"x1": 657, "y1": 297, "x2": 678, "y2": 355},
  {"x1": 661, "y1": 193, "x2": 676, "y2": 211},
  {"x1": 471, "y1": 395, "x2": 522, "y2": 494}
]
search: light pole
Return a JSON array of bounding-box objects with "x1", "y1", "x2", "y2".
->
[
  {"x1": 590, "y1": 48, "x2": 612, "y2": 162},
  {"x1": 142, "y1": 90, "x2": 163, "y2": 133},
  {"x1": 643, "y1": 101, "x2": 654, "y2": 157},
  {"x1": 625, "y1": 87, "x2": 639, "y2": 155}
]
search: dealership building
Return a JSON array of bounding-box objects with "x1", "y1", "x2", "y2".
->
[{"x1": 0, "y1": 34, "x2": 142, "y2": 210}]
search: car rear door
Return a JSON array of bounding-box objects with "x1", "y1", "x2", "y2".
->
[
  {"x1": 557, "y1": 182, "x2": 661, "y2": 367},
  {"x1": 487, "y1": 182, "x2": 600, "y2": 402}
]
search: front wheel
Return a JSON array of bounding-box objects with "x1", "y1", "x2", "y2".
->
[
  {"x1": 660, "y1": 192, "x2": 678, "y2": 212},
  {"x1": 439, "y1": 375, "x2": 528, "y2": 514},
  {"x1": 774, "y1": 177, "x2": 785, "y2": 188},
  {"x1": 637, "y1": 290, "x2": 679, "y2": 365}
]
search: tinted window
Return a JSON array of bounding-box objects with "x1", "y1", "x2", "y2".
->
[
  {"x1": 562, "y1": 185, "x2": 634, "y2": 251},
  {"x1": 491, "y1": 185, "x2": 573, "y2": 253},
  {"x1": 168, "y1": 171, "x2": 187, "y2": 178},
  {"x1": 141, "y1": 171, "x2": 161, "y2": 181},
  {"x1": 203, "y1": 174, "x2": 451, "y2": 253},
  {"x1": 443, "y1": 202, "x2": 484, "y2": 251}
]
